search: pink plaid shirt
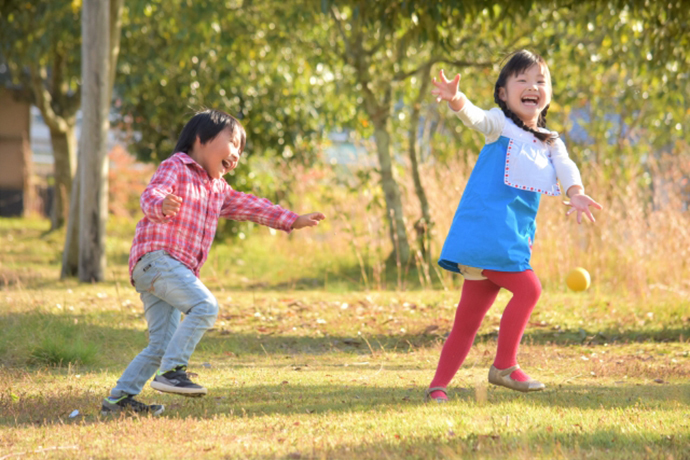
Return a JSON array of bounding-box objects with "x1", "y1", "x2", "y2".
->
[{"x1": 128, "y1": 152, "x2": 298, "y2": 282}]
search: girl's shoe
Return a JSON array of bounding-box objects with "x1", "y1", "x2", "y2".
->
[
  {"x1": 488, "y1": 365, "x2": 545, "y2": 392},
  {"x1": 424, "y1": 386, "x2": 448, "y2": 403}
]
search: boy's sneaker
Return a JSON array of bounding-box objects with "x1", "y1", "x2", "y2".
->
[
  {"x1": 101, "y1": 395, "x2": 164, "y2": 416},
  {"x1": 151, "y1": 365, "x2": 207, "y2": 397}
]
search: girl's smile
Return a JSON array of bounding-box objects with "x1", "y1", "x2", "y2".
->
[{"x1": 498, "y1": 64, "x2": 551, "y2": 129}]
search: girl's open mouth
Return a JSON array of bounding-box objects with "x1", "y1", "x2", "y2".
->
[{"x1": 521, "y1": 95, "x2": 539, "y2": 106}]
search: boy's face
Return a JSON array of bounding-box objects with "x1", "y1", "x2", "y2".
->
[
  {"x1": 193, "y1": 129, "x2": 242, "y2": 179},
  {"x1": 498, "y1": 63, "x2": 552, "y2": 129}
]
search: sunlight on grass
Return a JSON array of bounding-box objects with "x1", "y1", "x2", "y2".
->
[{"x1": 0, "y1": 216, "x2": 688, "y2": 459}]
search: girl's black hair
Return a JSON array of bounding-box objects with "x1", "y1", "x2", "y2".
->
[
  {"x1": 494, "y1": 50, "x2": 554, "y2": 143},
  {"x1": 173, "y1": 109, "x2": 246, "y2": 155}
]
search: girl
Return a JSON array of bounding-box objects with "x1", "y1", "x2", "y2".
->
[
  {"x1": 426, "y1": 50, "x2": 602, "y2": 402},
  {"x1": 102, "y1": 109, "x2": 325, "y2": 415}
]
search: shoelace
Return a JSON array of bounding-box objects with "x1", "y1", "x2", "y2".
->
[
  {"x1": 176, "y1": 371, "x2": 194, "y2": 384},
  {"x1": 124, "y1": 397, "x2": 148, "y2": 410}
]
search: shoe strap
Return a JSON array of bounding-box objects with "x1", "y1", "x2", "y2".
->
[
  {"x1": 425, "y1": 387, "x2": 447, "y2": 396},
  {"x1": 496, "y1": 364, "x2": 520, "y2": 377}
]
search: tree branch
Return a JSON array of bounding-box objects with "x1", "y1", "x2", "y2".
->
[
  {"x1": 108, "y1": 0, "x2": 125, "y2": 104},
  {"x1": 29, "y1": 64, "x2": 69, "y2": 133},
  {"x1": 329, "y1": 5, "x2": 353, "y2": 64}
]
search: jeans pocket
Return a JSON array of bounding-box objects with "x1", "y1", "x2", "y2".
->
[{"x1": 133, "y1": 252, "x2": 169, "y2": 296}]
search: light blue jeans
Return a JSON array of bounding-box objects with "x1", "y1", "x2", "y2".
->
[{"x1": 110, "y1": 250, "x2": 218, "y2": 398}]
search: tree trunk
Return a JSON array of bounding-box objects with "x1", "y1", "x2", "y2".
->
[
  {"x1": 61, "y1": 154, "x2": 81, "y2": 278},
  {"x1": 48, "y1": 127, "x2": 77, "y2": 229},
  {"x1": 372, "y1": 117, "x2": 411, "y2": 267},
  {"x1": 408, "y1": 69, "x2": 433, "y2": 263},
  {"x1": 20, "y1": 132, "x2": 35, "y2": 216},
  {"x1": 78, "y1": 0, "x2": 110, "y2": 282},
  {"x1": 62, "y1": 0, "x2": 123, "y2": 280}
]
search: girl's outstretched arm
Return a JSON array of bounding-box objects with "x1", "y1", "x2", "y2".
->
[
  {"x1": 431, "y1": 69, "x2": 467, "y2": 111},
  {"x1": 564, "y1": 186, "x2": 603, "y2": 224}
]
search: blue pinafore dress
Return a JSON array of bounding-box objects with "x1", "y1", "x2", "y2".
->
[{"x1": 438, "y1": 109, "x2": 576, "y2": 278}]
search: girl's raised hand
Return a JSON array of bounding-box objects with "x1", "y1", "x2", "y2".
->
[
  {"x1": 431, "y1": 69, "x2": 462, "y2": 104},
  {"x1": 564, "y1": 194, "x2": 603, "y2": 224}
]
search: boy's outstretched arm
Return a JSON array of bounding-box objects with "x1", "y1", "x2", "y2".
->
[{"x1": 292, "y1": 212, "x2": 326, "y2": 229}]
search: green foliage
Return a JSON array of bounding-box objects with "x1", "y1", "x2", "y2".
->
[
  {"x1": 115, "y1": 0, "x2": 355, "y2": 167},
  {"x1": 0, "y1": 312, "x2": 99, "y2": 367},
  {"x1": 30, "y1": 332, "x2": 99, "y2": 367},
  {"x1": 0, "y1": 0, "x2": 81, "y2": 109}
]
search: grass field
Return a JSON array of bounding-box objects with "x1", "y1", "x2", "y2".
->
[{"x1": 1, "y1": 217, "x2": 689, "y2": 459}]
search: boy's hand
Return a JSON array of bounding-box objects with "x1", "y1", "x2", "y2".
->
[
  {"x1": 431, "y1": 69, "x2": 466, "y2": 111},
  {"x1": 564, "y1": 192, "x2": 603, "y2": 224},
  {"x1": 292, "y1": 212, "x2": 325, "y2": 229},
  {"x1": 162, "y1": 193, "x2": 183, "y2": 217}
]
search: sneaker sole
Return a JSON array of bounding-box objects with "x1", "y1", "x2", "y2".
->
[
  {"x1": 151, "y1": 381, "x2": 207, "y2": 397},
  {"x1": 101, "y1": 405, "x2": 165, "y2": 416},
  {"x1": 151, "y1": 405, "x2": 165, "y2": 415}
]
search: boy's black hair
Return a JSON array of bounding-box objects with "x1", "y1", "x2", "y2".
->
[
  {"x1": 173, "y1": 109, "x2": 246, "y2": 155},
  {"x1": 493, "y1": 50, "x2": 554, "y2": 143}
]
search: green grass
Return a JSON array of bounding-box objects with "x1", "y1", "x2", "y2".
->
[{"x1": 0, "y1": 217, "x2": 688, "y2": 459}]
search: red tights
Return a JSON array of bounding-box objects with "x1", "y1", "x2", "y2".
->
[{"x1": 429, "y1": 269, "x2": 541, "y2": 397}]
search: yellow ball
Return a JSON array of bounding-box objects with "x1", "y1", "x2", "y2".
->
[{"x1": 566, "y1": 267, "x2": 591, "y2": 291}]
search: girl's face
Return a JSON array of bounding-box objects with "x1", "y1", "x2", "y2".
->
[
  {"x1": 498, "y1": 63, "x2": 552, "y2": 129},
  {"x1": 191, "y1": 129, "x2": 242, "y2": 179}
]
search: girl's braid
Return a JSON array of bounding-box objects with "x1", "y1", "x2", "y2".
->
[{"x1": 494, "y1": 86, "x2": 554, "y2": 144}]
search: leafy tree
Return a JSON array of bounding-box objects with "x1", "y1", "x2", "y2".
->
[
  {"x1": 0, "y1": 1, "x2": 82, "y2": 230},
  {"x1": 114, "y1": 0, "x2": 353, "y2": 201},
  {"x1": 319, "y1": 1, "x2": 542, "y2": 265}
]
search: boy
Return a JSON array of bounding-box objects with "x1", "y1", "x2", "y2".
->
[{"x1": 102, "y1": 109, "x2": 324, "y2": 415}]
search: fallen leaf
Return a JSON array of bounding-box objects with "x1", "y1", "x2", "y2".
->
[{"x1": 423, "y1": 325, "x2": 439, "y2": 334}]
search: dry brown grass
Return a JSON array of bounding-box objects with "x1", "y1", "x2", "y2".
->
[{"x1": 279, "y1": 140, "x2": 690, "y2": 297}]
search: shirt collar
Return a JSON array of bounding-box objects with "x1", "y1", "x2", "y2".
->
[{"x1": 173, "y1": 152, "x2": 214, "y2": 179}]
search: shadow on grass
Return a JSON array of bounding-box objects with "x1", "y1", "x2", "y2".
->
[
  {"x1": 481, "y1": 325, "x2": 690, "y2": 346},
  {"x1": 1, "y1": 381, "x2": 688, "y2": 429},
  {"x1": 205, "y1": 327, "x2": 690, "y2": 359},
  {"x1": 1, "y1": 311, "x2": 689, "y2": 372}
]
